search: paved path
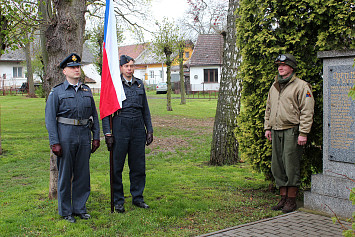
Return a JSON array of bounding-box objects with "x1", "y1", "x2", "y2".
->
[{"x1": 198, "y1": 211, "x2": 346, "y2": 237}]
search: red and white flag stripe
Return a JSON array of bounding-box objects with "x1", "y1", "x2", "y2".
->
[{"x1": 100, "y1": 0, "x2": 126, "y2": 120}]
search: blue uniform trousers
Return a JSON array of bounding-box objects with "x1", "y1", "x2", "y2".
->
[
  {"x1": 57, "y1": 123, "x2": 91, "y2": 216},
  {"x1": 111, "y1": 115, "x2": 146, "y2": 205}
]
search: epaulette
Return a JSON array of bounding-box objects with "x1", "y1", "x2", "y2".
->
[
  {"x1": 49, "y1": 82, "x2": 63, "y2": 95},
  {"x1": 53, "y1": 82, "x2": 64, "y2": 88}
]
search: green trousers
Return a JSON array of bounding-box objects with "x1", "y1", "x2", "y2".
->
[{"x1": 271, "y1": 127, "x2": 303, "y2": 188}]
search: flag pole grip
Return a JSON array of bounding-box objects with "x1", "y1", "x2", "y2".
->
[{"x1": 109, "y1": 115, "x2": 114, "y2": 213}]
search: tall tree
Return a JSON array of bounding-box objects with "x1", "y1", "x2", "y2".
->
[
  {"x1": 42, "y1": 0, "x2": 87, "y2": 98},
  {"x1": 39, "y1": 0, "x2": 87, "y2": 199},
  {"x1": 235, "y1": 0, "x2": 354, "y2": 185},
  {"x1": 152, "y1": 18, "x2": 180, "y2": 111},
  {"x1": 24, "y1": 32, "x2": 36, "y2": 97},
  {"x1": 0, "y1": 0, "x2": 39, "y2": 155},
  {"x1": 210, "y1": 0, "x2": 241, "y2": 165},
  {"x1": 86, "y1": 22, "x2": 124, "y2": 76},
  {"x1": 177, "y1": 39, "x2": 186, "y2": 105},
  {"x1": 179, "y1": 0, "x2": 228, "y2": 42}
]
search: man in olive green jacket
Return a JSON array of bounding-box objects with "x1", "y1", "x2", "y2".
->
[{"x1": 264, "y1": 53, "x2": 314, "y2": 213}]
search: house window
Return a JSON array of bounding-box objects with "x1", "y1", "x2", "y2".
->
[
  {"x1": 150, "y1": 70, "x2": 154, "y2": 79},
  {"x1": 159, "y1": 70, "x2": 162, "y2": 78},
  {"x1": 13, "y1": 67, "x2": 23, "y2": 78},
  {"x1": 204, "y1": 69, "x2": 218, "y2": 83},
  {"x1": 185, "y1": 52, "x2": 190, "y2": 58}
]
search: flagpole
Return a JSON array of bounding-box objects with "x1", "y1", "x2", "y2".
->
[
  {"x1": 101, "y1": 0, "x2": 125, "y2": 213},
  {"x1": 109, "y1": 115, "x2": 114, "y2": 213}
]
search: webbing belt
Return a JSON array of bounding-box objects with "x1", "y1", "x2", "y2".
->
[{"x1": 57, "y1": 117, "x2": 91, "y2": 126}]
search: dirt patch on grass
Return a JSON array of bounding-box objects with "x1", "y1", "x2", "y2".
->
[
  {"x1": 148, "y1": 136, "x2": 190, "y2": 154},
  {"x1": 148, "y1": 115, "x2": 214, "y2": 154},
  {"x1": 152, "y1": 115, "x2": 214, "y2": 132}
]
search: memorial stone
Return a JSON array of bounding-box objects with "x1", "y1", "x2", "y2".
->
[{"x1": 304, "y1": 49, "x2": 355, "y2": 219}]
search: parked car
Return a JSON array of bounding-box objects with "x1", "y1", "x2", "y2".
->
[{"x1": 156, "y1": 82, "x2": 167, "y2": 94}]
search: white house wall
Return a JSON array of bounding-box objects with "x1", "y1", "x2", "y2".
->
[
  {"x1": 0, "y1": 61, "x2": 27, "y2": 89},
  {"x1": 189, "y1": 65, "x2": 221, "y2": 92},
  {"x1": 82, "y1": 64, "x2": 101, "y2": 89},
  {"x1": 135, "y1": 65, "x2": 172, "y2": 85}
]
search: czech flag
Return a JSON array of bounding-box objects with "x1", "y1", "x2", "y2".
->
[{"x1": 100, "y1": 0, "x2": 126, "y2": 120}]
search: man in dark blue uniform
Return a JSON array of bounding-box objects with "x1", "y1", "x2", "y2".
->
[
  {"x1": 45, "y1": 53, "x2": 100, "y2": 223},
  {"x1": 102, "y1": 55, "x2": 153, "y2": 213}
]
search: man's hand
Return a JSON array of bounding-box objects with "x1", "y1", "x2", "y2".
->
[
  {"x1": 298, "y1": 135, "x2": 307, "y2": 146},
  {"x1": 265, "y1": 130, "x2": 272, "y2": 141},
  {"x1": 91, "y1": 139, "x2": 100, "y2": 153},
  {"x1": 105, "y1": 135, "x2": 114, "y2": 151},
  {"x1": 146, "y1": 132, "x2": 153, "y2": 146},
  {"x1": 51, "y1": 144, "x2": 62, "y2": 157}
]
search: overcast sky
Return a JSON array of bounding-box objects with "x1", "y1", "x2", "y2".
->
[
  {"x1": 119, "y1": 0, "x2": 189, "y2": 45},
  {"x1": 151, "y1": 0, "x2": 189, "y2": 21}
]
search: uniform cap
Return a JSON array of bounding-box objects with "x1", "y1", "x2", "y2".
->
[
  {"x1": 274, "y1": 53, "x2": 297, "y2": 69},
  {"x1": 60, "y1": 53, "x2": 82, "y2": 69},
  {"x1": 120, "y1": 55, "x2": 134, "y2": 66}
]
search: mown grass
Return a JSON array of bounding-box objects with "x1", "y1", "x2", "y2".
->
[{"x1": 0, "y1": 94, "x2": 281, "y2": 236}]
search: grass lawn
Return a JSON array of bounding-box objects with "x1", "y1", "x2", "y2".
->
[{"x1": 0, "y1": 94, "x2": 282, "y2": 236}]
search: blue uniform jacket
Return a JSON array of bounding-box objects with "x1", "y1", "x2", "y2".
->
[
  {"x1": 102, "y1": 75, "x2": 153, "y2": 134},
  {"x1": 45, "y1": 80, "x2": 100, "y2": 145}
]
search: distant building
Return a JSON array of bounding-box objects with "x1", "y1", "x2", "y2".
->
[
  {"x1": 0, "y1": 48, "x2": 32, "y2": 90},
  {"x1": 189, "y1": 34, "x2": 223, "y2": 92},
  {"x1": 0, "y1": 44, "x2": 98, "y2": 91},
  {"x1": 128, "y1": 42, "x2": 194, "y2": 86},
  {"x1": 1, "y1": 34, "x2": 224, "y2": 93}
]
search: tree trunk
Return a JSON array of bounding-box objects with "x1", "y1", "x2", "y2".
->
[
  {"x1": 42, "y1": 0, "x2": 87, "y2": 199},
  {"x1": 179, "y1": 47, "x2": 186, "y2": 105},
  {"x1": 166, "y1": 62, "x2": 173, "y2": 111},
  {"x1": 210, "y1": 0, "x2": 241, "y2": 165},
  {"x1": 39, "y1": 0, "x2": 50, "y2": 85},
  {"x1": 164, "y1": 48, "x2": 173, "y2": 111},
  {"x1": 43, "y1": 0, "x2": 86, "y2": 98},
  {"x1": 24, "y1": 34, "x2": 36, "y2": 98}
]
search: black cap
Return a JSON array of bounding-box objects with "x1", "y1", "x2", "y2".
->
[
  {"x1": 120, "y1": 55, "x2": 134, "y2": 66},
  {"x1": 60, "y1": 53, "x2": 82, "y2": 69}
]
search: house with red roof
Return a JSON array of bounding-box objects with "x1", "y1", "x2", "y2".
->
[{"x1": 189, "y1": 34, "x2": 224, "y2": 92}]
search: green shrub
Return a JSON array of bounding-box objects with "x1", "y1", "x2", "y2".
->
[{"x1": 235, "y1": 0, "x2": 354, "y2": 186}]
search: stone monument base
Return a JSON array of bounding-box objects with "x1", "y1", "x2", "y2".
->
[
  {"x1": 304, "y1": 173, "x2": 355, "y2": 219},
  {"x1": 303, "y1": 50, "x2": 355, "y2": 219}
]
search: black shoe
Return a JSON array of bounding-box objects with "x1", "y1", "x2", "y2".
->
[
  {"x1": 63, "y1": 215, "x2": 76, "y2": 223},
  {"x1": 133, "y1": 202, "x2": 149, "y2": 209},
  {"x1": 74, "y1": 213, "x2": 91, "y2": 220},
  {"x1": 115, "y1": 204, "x2": 125, "y2": 213}
]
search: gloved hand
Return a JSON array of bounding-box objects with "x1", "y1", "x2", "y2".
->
[
  {"x1": 105, "y1": 135, "x2": 114, "y2": 151},
  {"x1": 146, "y1": 132, "x2": 153, "y2": 146},
  {"x1": 91, "y1": 139, "x2": 100, "y2": 153},
  {"x1": 51, "y1": 144, "x2": 62, "y2": 157}
]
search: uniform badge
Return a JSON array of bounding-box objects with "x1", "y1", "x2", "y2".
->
[
  {"x1": 306, "y1": 91, "x2": 312, "y2": 97},
  {"x1": 138, "y1": 84, "x2": 141, "y2": 88},
  {"x1": 80, "y1": 85, "x2": 88, "y2": 91},
  {"x1": 72, "y1": 55, "x2": 77, "y2": 62}
]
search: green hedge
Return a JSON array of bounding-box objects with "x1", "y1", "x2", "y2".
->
[{"x1": 235, "y1": 0, "x2": 354, "y2": 186}]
